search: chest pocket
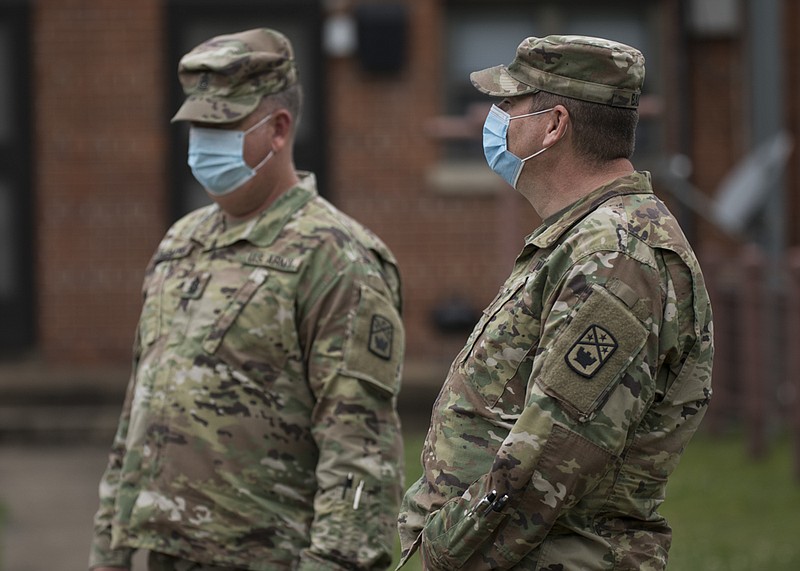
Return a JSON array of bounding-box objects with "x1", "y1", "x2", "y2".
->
[
  {"x1": 202, "y1": 268, "x2": 270, "y2": 354},
  {"x1": 459, "y1": 278, "x2": 541, "y2": 408},
  {"x1": 197, "y1": 266, "x2": 301, "y2": 379},
  {"x1": 139, "y1": 244, "x2": 194, "y2": 348}
]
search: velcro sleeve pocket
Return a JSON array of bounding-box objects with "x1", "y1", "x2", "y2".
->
[
  {"x1": 340, "y1": 284, "x2": 404, "y2": 397},
  {"x1": 538, "y1": 284, "x2": 648, "y2": 422}
]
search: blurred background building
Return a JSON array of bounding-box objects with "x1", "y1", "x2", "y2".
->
[{"x1": 0, "y1": 0, "x2": 798, "y2": 436}]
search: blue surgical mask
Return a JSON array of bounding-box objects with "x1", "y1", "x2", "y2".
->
[
  {"x1": 188, "y1": 113, "x2": 273, "y2": 196},
  {"x1": 482, "y1": 104, "x2": 554, "y2": 188}
]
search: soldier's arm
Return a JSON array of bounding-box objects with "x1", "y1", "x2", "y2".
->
[
  {"x1": 88, "y1": 251, "x2": 163, "y2": 571},
  {"x1": 418, "y1": 250, "x2": 666, "y2": 569},
  {"x1": 88, "y1": 365, "x2": 138, "y2": 570},
  {"x1": 296, "y1": 250, "x2": 405, "y2": 571}
]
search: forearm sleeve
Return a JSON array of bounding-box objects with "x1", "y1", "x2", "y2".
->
[{"x1": 300, "y1": 278, "x2": 405, "y2": 570}]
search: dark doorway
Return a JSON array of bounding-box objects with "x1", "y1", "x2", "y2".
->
[{"x1": 0, "y1": 4, "x2": 33, "y2": 353}]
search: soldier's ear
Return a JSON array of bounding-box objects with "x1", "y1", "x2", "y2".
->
[
  {"x1": 270, "y1": 109, "x2": 293, "y2": 151},
  {"x1": 543, "y1": 105, "x2": 569, "y2": 146}
]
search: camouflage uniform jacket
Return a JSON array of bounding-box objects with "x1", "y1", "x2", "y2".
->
[
  {"x1": 398, "y1": 171, "x2": 713, "y2": 570},
  {"x1": 90, "y1": 173, "x2": 405, "y2": 571}
]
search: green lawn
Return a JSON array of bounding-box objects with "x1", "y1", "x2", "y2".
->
[
  {"x1": 395, "y1": 431, "x2": 800, "y2": 570},
  {"x1": 660, "y1": 433, "x2": 800, "y2": 570}
]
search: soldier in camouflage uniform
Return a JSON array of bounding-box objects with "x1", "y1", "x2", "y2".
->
[
  {"x1": 398, "y1": 35, "x2": 713, "y2": 570},
  {"x1": 89, "y1": 28, "x2": 405, "y2": 571}
]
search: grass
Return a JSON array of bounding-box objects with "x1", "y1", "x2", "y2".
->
[
  {"x1": 660, "y1": 433, "x2": 800, "y2": 570},
  {"x1": 395, "y1": 430, "x2": 800, "y2": 570}
]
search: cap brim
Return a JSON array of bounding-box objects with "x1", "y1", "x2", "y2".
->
[
  {"x1": 170, "y1": 94, "x2": 261, "y2": 124},
  {"x1": 470, "y1": 64, "x2": 540, "y2": 97}
]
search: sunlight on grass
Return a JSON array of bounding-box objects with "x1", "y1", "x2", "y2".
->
[{"x1": 395, "y1": 430, "x2": 800, "y2": 570}]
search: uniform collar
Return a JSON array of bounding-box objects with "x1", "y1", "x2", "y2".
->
[
  {"x1": 189, "y1": 172, "x2": 318, "y2": 250},
  {"x1": 526, "y1": 171, "x2": 653, "y2": 250}
]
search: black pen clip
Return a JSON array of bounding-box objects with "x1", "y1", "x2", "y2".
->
[
  {"x1": 468, "y1": 489, "x2": 497, "y2": 518},
  {"x1": 491, "y1": 494, "x2": 509, "y2": 512},
  {"x1": 341, "y1": 472, "x2": 354, "y2": 499}
]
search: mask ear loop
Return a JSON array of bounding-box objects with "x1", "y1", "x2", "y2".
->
[
  {"x1": 508, "y1": 107, "x2": 554, "y2": 121},
  {"x1": 251, "y1": 149, "x2": 274, "y2": 172},
  {"x1": 519, "y1": 146, "x2": 551, "y2": 163},
  {"x1": 244, "y1": 112, "x2": 273, "y2": 135},
  {"x1": 517, "y1": 108, "x2": 563, "y2": 162},
  {"x1": 244, "y1": 113, "x2": 275, "y2": 172}
]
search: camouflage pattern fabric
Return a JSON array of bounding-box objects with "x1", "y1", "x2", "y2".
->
[
  {"x1": 90, "y1": 173, "x2": 405, "y2": 571},
  {"x1": 398, "y1": 171, "x2": 713, "y2": 570},
  {"x1": 470, "y1": 35, "x2": 644, "y2": 109},
  {"x1": 172, "y1": 28, "x2": 298, "y2": 124},
  {"x1": 147, "y1": 550, "x2": 238, "y2": 571}
]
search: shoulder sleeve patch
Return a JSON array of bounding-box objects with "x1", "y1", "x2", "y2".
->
[
  {"x1": 539, "y1": 284, "x2": 648, "y2": 421},
  {"x1": 341, "y1": 284, "x2": 404, "y2": 396},
  {"x1": 367, "y1": 314, "x2": 395, "y2": 360},
  {"x1": 565, "y1": 324, "x2": 618, "y2": 378}
]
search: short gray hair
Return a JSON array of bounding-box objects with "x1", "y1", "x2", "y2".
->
[
  {"x1": 261, "y1": 83, "x2": 303, "y2": 132},
  {"x1": 531, "y1": 91, "x2": 638, "y2": 164}
]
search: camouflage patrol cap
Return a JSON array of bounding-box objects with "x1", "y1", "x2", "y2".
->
[
  {"x1": 171, "y1": 28, "x2": 298, "y2": 124},
  {"x1": 470, "y1": 35, "x2": 644, "y2": 109}
]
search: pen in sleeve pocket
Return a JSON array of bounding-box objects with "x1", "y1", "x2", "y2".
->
[
  {"x1": 353, "y1": 480, "x2": 365, "y2": 510},
  {"x1": 341, "y1": 472, "x2": 354, "y2": 500}
]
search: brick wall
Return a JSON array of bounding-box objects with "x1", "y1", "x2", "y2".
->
[
  {"x1": 687, "y1": 35, "x2": 747, "y2": 249},
  {"x1": 34, "y1": 0, "x2": 167, "y2": 364},
  {"x1": 28, "y1": 0, "x2": 800, "y2": 382},
  {"x1": 327, "y1": 1, "x2": 536, "y2": 375}
]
